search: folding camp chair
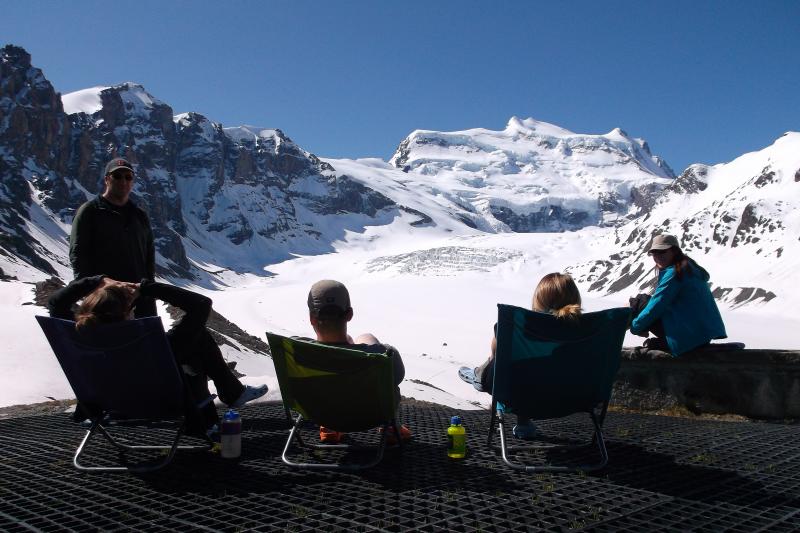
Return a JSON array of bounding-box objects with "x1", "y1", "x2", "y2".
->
[
  {"x1": 266, "y1": 333, "x2": 402, "y2": 471},
  {"x1": 36, "y1": 316, "x2": 213, "y2": 473},
  {"x1": 487, "y1": 305, "x2": 630, "y2": 473}
]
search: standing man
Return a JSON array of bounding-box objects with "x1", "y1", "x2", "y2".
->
[{"x1": 69, "y1": 157, "x2": 157, "y2": 317}]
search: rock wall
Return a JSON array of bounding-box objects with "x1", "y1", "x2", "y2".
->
[{"x1": 611, "y1": 346, "x2": 800, "y2": 419}]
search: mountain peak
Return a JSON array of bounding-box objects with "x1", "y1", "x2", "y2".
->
[
  {"x1": 504, "y1": 116, "x2": 575, "y2": 137},
  {"x1": 1, "y1": 44, "x2": 31, "y2": 67}
]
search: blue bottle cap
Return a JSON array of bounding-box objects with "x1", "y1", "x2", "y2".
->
[
  {"x1": 450, "y1": 416, "x2": 462, "y2": 425},
  {"x1": 224, "y1": 409, "x2": 240, "y2": 421}
]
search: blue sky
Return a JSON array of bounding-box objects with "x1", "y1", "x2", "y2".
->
[{"x1": 2, "y1": 1, "x2": 798, "y2": 172}]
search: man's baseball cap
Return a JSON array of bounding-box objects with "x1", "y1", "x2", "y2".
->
[
  {"x1": 646, "y1": 234, "x2": 680, "y2": 254},
  {"x1": 104, "y1": 158, "x2": 134, "y2": 176},
  {"x1": 307, "y1": 280, "x2": 351, "y2": 316}
]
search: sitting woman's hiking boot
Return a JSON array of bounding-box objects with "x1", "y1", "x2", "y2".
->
[
  {"x1": 458, "y1": 366, "x2": 484, "y2": 392},
  {"x1": 230, "y1": 384, "x2": 269, "y2": 408}
]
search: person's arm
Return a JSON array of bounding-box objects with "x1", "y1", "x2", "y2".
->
[
  {"x1": 69, "y1": 203, "x2": 95, "y2": 279},
  {"x1": 138, "y1": 280, "x2": 212, "y2": 330},
  {"x1": 47, "y1": 275, "x2": 105, "y2": 319},
  {"x1": 631, "y1": 267, "x2": 681, "y2": 334},
  {"x1": 386, "y1": 345, "x2": 405, "y2": 385}
]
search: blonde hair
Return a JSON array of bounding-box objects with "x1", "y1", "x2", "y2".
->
[
  {"x1": 74, "y1": 285, "x2": 131, "y2": 331},
  {"x1": 532, "y1": 273, "x2": 582, "y2": 320}
]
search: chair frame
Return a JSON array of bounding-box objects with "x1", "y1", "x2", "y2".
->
[
  {"x1": 37, "y1": 316, "x2": 214, "y2": 473},
  {"x1": 267, "y1": 333, "x2": 402, "y2": 471},
  {"x1": 74, "y1": 407, "x2": 214, "y2": 473},
  {"x1": 486, "y1": 398, "x2": 610, "y2": 473},
  {"x1": 281, "y1": 413, "x2": 402, "y2": 471},
  {"x1": 485, "y1": 305, "x2": 628, "y2": 473}
]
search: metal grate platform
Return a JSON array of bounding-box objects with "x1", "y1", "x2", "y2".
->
[{"x1": 1, "y1": 402, "x2": 798, "y2": 532}]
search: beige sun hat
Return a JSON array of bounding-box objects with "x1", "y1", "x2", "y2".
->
[{"x1": 646, "y1": 234, "x2": 680, "y2": 254}]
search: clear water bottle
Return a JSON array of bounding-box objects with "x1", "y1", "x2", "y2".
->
[
  {"x1": 447, "y1": 415, "x2": 466, "y2": 459},
  {"x1": 221, "y1": 409, "x2": 242, "y2": 459}
]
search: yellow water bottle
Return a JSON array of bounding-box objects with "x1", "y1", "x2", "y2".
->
[{"x1": 447, "y1": 416, "x2": 466, "y2": 459}]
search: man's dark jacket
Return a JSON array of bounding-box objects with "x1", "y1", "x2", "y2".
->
[{"x1": 69, "y1": 195, "x2": 156, "y2": 316}]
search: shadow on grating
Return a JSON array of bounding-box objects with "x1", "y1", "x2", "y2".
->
[{"x1": 0, "y1": 401, "x2": 798, "y2": 532}]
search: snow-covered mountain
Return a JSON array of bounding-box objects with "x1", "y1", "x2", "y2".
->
[
  {"x1": 1, "y1": 44, "x2": 678, "y2": 286},
  {"x1": 570, "y1": 132, "x2": 800, "y2": 308},
  {"x1": 388, "y1": 117, "x2": 675, "y2": 232}
]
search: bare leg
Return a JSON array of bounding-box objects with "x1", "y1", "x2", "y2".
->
[{"x1": 354, "y1": 333, "x2": 380, "y2": 345}]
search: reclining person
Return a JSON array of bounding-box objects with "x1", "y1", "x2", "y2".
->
[
  {"x1": 303, "y1": 279, "x2": 411, "y2": 444},
  {"x1": 48, "y1": 275, "x2": 268, "y2": 434},
  {"x1": 459, "y1": 272, "x2": 582, "y2": 439}
]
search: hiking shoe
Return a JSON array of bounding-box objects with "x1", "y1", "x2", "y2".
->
[
  {"x1": 319, "y1": 426, "x2": 345, "y2": 444},
  {"x1": 206, "y1": 424, "x2": 221, "y2": 443},
  {"x1": 380, "y1": 424, "x2": 413, "y2": 445},
  {"x1": 458, "y1": 366, "x2": 484, "y2": 392},
  {"x1": 230, "y1": 384, "x2": 268, "y2": 408},
  {"x1": 512, "y1": 421, "x2": 538, "y2": 441}
]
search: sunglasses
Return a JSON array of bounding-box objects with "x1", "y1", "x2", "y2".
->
[
  {"x1": 110, "y1": 171, "x2": 134, "y2": 181},
  {"x1": 648, "y1": 249, "x2": 669, "y2": 256}
]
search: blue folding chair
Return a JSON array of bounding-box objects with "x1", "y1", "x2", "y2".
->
[
  {"x1": 488, "y1": 304, "x2": 630, "y2": 473},
  {"x1": 36, "y1": 316, "x2": 213, "y2": 472}
]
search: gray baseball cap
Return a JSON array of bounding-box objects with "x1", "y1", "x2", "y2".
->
[
  {"x1": 307, "y1": 280, "x2": 351, "y2": 316},
  {"x1": 647, "y1": 234, "x2": 680, "y2": 254}
]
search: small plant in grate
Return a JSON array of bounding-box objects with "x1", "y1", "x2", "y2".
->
[
  {"x1": 290, "y1": 505, "x2": 309, "y2": 518},
  {"x1": 689, "y1": 452, "x2": 716, "y2": 464},
  {"x1": 569, "y1": 518, "x2": 587, "y2": 529},
  {"x1": 442, "y1": 490, "x2": 457, "y2": 503},
  {"x1": 615, "y1": 427, "x2": 631, "y2": 437}
]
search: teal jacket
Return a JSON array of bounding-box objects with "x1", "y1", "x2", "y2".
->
[{"x1": 631, "y1": 260, "x2": 726, "y2": 355}]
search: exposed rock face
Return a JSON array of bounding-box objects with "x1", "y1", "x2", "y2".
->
[
  {"x1": 0, "y1": 45, "x2": 398, "y2": 282},
  {"x1": 0, "y1": 46, "x2": 74, "y2": 275}
]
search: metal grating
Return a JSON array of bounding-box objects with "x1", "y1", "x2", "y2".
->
[{"x1": 0, "y1": 402, "x2": 798, "y2": 532}]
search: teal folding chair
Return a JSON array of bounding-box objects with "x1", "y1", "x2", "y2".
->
[
  {"x1": 266, "y1": 333, "x2": 401, "y2": 471},
  {"x1": 36, "y1": 316, "x2": 213, "y2": 473},
  {"x1": 488, "y1": 304, "x2": 630, "y2": 473}
]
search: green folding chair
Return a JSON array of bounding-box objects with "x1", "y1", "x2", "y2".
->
[
  {"x1": 266, "y1": 333, "x2": 402, "y2": 470},
  {"x1": 488, "y1": 304, "x2": 630, "y2": 473}
]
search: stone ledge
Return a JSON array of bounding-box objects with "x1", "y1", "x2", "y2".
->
[{"x1": 612, "y1": 345, "x2": 800, "y2": 420}]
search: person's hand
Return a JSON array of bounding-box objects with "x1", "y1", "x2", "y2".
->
[{"x1": 100, "y1": 278, "x2": 139, "y2": 300}]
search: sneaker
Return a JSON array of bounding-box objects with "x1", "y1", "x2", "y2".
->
[
  {"x1": 458, "y1": 366, "x2": 484, "y2": 392},
  {"x1": 229, "y1": 384, "x2": 268, "y2": 408},
  {"x1": 206, "y1": 424, "x2": 221, "y2": 443},
  {"x1": 379, "y1": 424, "x2": 413, "y2": 445},
  {"x1": 319, "y1": 426, "x2": 345, "y2": 444},
  {"x1": 512, "y1": 421, "x2": 538, "y2": 441}
]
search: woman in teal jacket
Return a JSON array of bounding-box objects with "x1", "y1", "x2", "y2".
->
[{"x1": 630, "y1": 234, "x2": 727, "y2": 355}]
